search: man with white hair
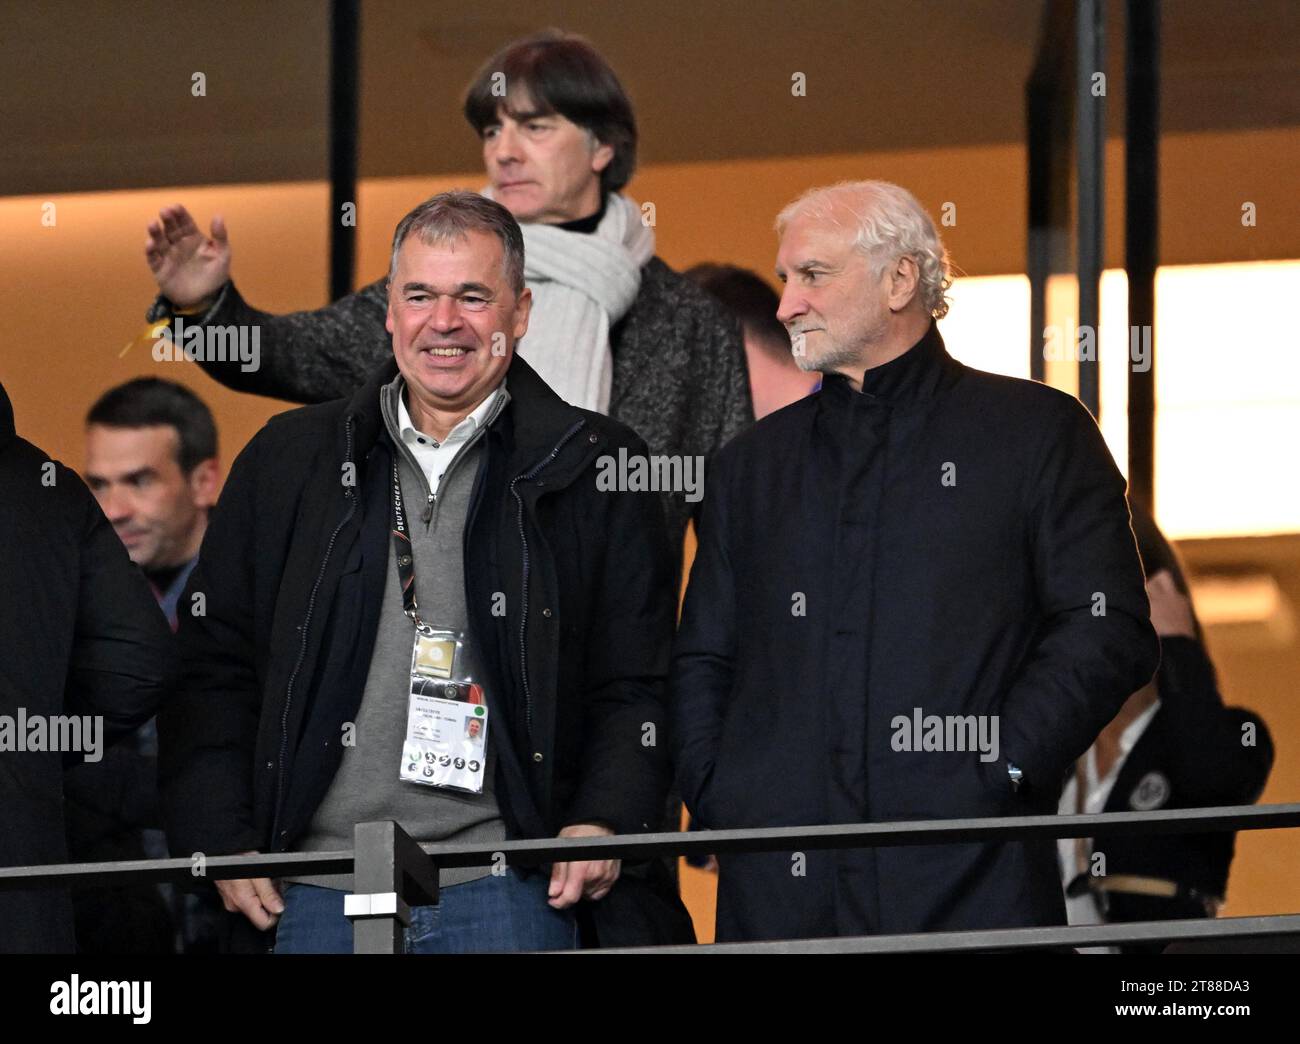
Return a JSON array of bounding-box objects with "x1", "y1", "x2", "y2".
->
[{"x1": 671, "y1": 180, "x2": 1159, "y2": 942}]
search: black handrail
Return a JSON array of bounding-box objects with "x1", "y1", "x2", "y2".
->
[
  {"x1": 596, "y1": 913, "x2": 1300, "y2": 954},
  {"x1": 3, "y1": 803, "x2": 1298, "y2": 890},
  {"x1": 6, "y1": 803, "x2": 1298, "y2": 953}
]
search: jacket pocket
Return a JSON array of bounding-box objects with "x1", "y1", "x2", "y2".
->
[{"x1": 315, "y1": 545, "x2": 366, "y2": 677}]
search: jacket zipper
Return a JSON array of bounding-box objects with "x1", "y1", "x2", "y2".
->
[
  {"x1": 269, "y1": 416, "x2": 358, "y2": 847},
  {"x1": 508, "y1": 419, "x2": 587, "y2": 742}
]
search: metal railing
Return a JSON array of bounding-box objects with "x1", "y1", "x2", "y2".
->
[{"x1": 3, "y1": 803, "x2": 1298, "y2": 953}]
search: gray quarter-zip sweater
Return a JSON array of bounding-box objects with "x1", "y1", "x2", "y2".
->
[{"x1": 290, "y1": 375, "x2": 510, "y2": 889}]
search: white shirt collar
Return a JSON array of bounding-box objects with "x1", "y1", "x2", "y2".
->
[
  {"x1": 397, "y1": 382, "x2": 504, "y2": 449},
  {"x1": 1116, "y1": 698, "x2": 1162, "y2": 759}
]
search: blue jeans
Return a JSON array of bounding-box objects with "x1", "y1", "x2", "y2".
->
[{"x1": 273, "y1": 870, "x2": 579, "y2": 954}]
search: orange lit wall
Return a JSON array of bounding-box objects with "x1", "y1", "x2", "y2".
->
[{"x1": 4, "y1": 125, "x2": 1295, "y2": 467}]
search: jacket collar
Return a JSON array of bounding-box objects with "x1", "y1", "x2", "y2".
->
[
  {"x1": 340, "y1": 353, "x2": 589, "y2": 470},
  {"x1": 818, "y1": 319, "x2": 960, "y2": 409}
]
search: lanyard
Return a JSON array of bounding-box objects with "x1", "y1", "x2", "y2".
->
[{"x1": 391, "y1": 458, "x2": 434, "y2": 634}]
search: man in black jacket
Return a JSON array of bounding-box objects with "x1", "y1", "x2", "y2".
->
[
  {"x1": 671, "y1": 180, "x2": 1160, "y2": 942},
  {"x1": 139, "y1": 30, "x2": 751, "y2": 575},
  {"x1": 0, "y1": 381, "x2": 177, "y2": 954},
  {"x1": 158, "y1": 192, "x2": 680, "y2": 952}
]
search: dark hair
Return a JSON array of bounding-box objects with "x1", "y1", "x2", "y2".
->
[
  {"x1": 86, "y1": 378, "x2": 217, "y2": 474},
  {"x1": 390, "y1": 190, "x2": 526, "y2": 295},
  {"x1": 685, "y1": 263, "x2": 792, "y2": 364},
  {"x1": 463, "y1": 30, "x2": 638, "y2": 195}
]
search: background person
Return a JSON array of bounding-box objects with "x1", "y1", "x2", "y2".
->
[
  {"x1": 65, "y1": 377, "x2": 224, "y2": 953},
  {"x1": 686, "y1": 263, "x2": 820, "y2": 419},
  {"x1": 83, "y1": 378, "x2": 220, "y2": 626},
  {"x1": 1060, "y1": 506, "x2": 1275, "y2": 954}
]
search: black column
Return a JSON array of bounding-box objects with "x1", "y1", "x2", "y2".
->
[
  {"x1": 1076, "y1": 0, "x2": 1105, "y2": 420},
  {"x1": 1027, "y1": 79, "x2": 1052, "y2": 386},
  {"x1": 1027, "y1": 0, "x2": 1076, "y2": 384},
  {"x1": 329, "y1": 0, "x2": 360, "y2": 302},
  {"x1": 1125, "y1": 0, "x2": 1160, "y2": 514}
]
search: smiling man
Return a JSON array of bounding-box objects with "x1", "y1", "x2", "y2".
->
[
  {"x1": 159, "y1": 192, "x2": 680, "y2": 953},
  {"x1": 140, "y1": 30, "x2": 751, "y2": 579},
  {"x1": 671, "y1": 180, "x2": 1159, "y2": 942}
]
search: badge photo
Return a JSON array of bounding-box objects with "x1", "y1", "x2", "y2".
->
[{"x1": 464, "y1": 712, "x2": 486, "y2": 745}]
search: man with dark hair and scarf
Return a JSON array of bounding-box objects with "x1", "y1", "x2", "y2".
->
[{"x1": 139, "y1": 29, "x2": 751, "y2": 581}]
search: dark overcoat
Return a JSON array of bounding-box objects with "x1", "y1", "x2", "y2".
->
[
  {"x1": 671, "y1": 323, "x2": 1160, "y2": 941},
  {"x1": 0, "y1": 382, "x2": 176, "y2": 953}
]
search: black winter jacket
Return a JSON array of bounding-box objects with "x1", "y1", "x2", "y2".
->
[
  {"x1": 159, "y1": 355, "x2": 676, "y2": 877},
  {"x1": 0, "y1": 381, "x2": 176, "y2": 953}
]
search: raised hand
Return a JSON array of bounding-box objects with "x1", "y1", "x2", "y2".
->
[{"x1": 145, "y1": 203, "x2": 232, "y2": 309}]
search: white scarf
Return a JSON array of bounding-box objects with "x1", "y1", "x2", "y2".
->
[{"x1": 485, "y1": 190, "x2": 655, "y2": 412}]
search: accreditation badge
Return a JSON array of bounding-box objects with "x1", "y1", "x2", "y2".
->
[{"x1": 400, "y1": 628, "x2": 488, "y2": 794}]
